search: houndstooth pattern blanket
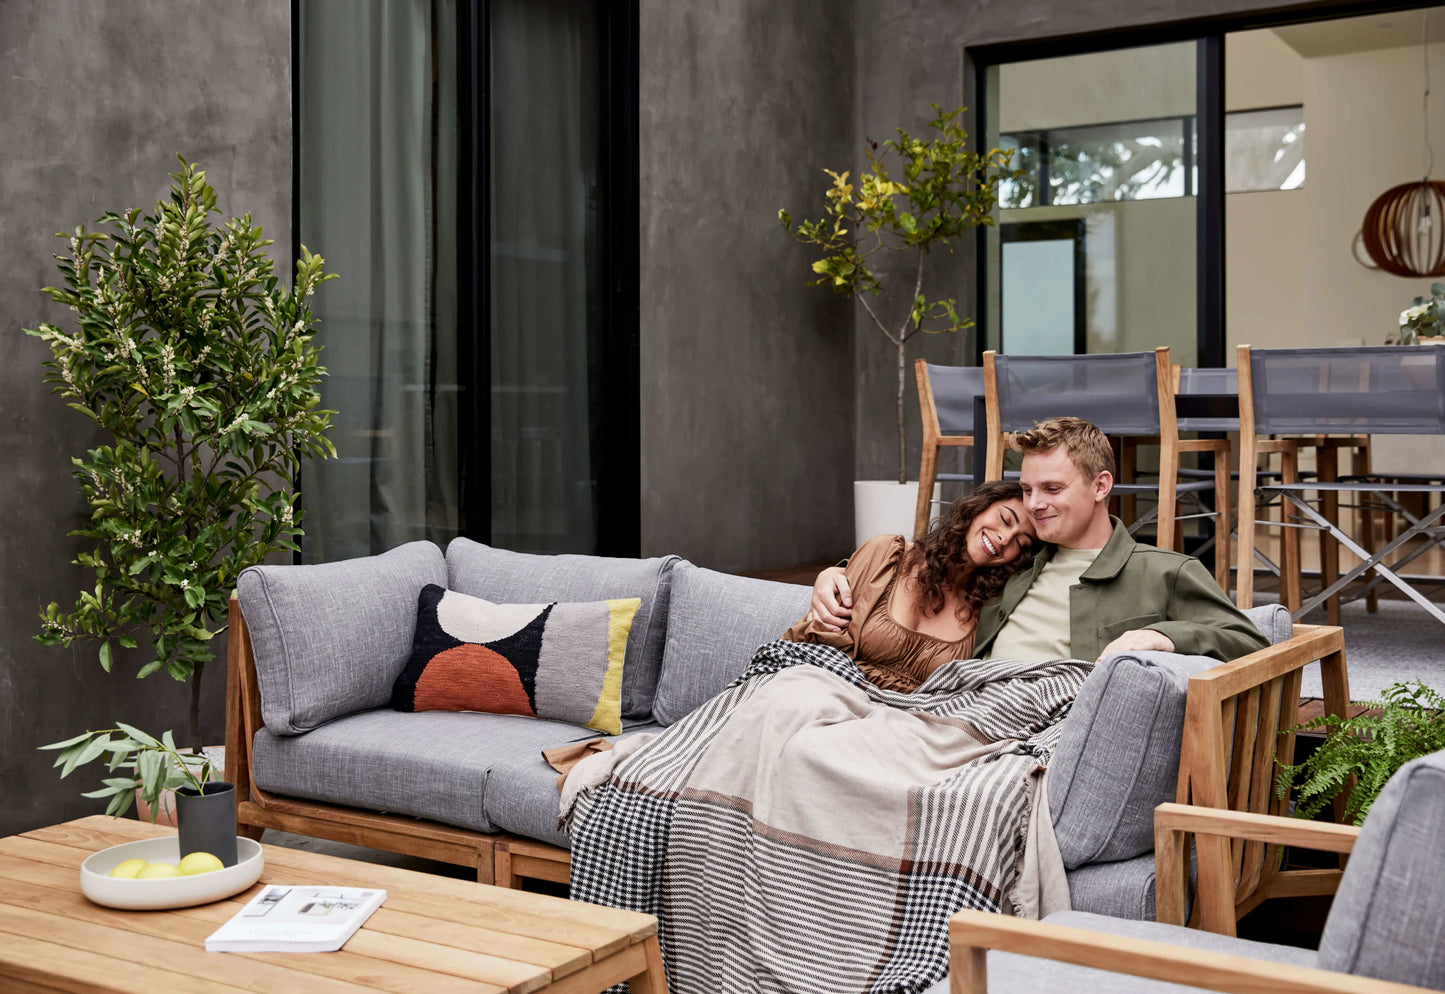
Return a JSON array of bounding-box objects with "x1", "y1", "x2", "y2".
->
[{"x1": 565, "y1": 640, "x2": 1092, "y2": 994}]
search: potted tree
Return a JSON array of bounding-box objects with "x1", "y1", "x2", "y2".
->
[
  {"x1": 780, "y1": 105, "x2": 1017, "y2": 542},
  {"x1": 24, "y1": 157, "x2": 337, "y2": 790}
]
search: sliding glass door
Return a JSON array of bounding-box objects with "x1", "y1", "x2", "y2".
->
[{"x1": 296, "y1": 0, "x2": 637, "y2": 562}]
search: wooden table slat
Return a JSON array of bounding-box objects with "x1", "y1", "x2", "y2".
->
[
  {"x1": 0, "y1": 871, "x2": 495, "y2": 994},
  {"x1": 0, "y1": 936, "x2": 254, "y2": 994}
]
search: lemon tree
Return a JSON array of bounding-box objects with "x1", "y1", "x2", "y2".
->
[{"x1": 779, "y1": 106, "x2": 1018, "y2": 484}]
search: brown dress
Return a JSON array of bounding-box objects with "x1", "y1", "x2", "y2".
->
[{"x1": 782, "y1": 534, "x2": 975, "y2": 693}]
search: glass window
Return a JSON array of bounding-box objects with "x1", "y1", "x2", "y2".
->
[
  {"x1": 1003, "y1": 118, "x2": 1190, "y2": 207},
  {"x1": 1225, "y1": 106, "x2": 1305, "y2": 193}
]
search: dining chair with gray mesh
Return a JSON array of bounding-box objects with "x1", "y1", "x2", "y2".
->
[
  {"x1": 982, "y1": 347, "x2": 1226, "y2": 570},
  {"x1": 913, "y1": 359, "x2": 986, "y2": 539},
  {"x1": 1236, "y1": 343, "x2": 1445, "y2": 625}
]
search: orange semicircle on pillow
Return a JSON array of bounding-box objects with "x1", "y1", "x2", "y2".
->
[{"x1": 412, "y1": 644, "x2": 536, "y2": 717}]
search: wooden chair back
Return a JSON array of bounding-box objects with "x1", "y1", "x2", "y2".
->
[{"x1": 912, "y1": 358, "x2": 984, "y2": 538}]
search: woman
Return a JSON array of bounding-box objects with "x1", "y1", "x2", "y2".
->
[{"x1": 783, "y1": 480, "x2": 1036, "y2": 693}]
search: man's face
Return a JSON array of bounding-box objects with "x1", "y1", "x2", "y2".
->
[{"x1": 1019, "y1": 446, "x2": 1110, "y2": 548}]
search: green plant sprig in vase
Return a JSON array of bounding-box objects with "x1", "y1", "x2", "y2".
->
[
  {"x1": 1390, "y1": 281, "x2": 1445, "y2": 344},
  {"x1": 1275, "y1": 679, "x2": 1445, "y2": 826},
  {"x1": 40, "y1": 724, "x2": 216, "y2": 822},
  {"x1": 24, "y1": 157, "x2": 338, "y2": 754}
]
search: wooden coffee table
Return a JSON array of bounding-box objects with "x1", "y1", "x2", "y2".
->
[{"x1": 0, "y1": 815, "x2": 666, "y2": 993}]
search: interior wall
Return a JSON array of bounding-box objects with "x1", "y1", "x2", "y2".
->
[
  {"x1": 637, "y1": 0, "x2": 856, "y2": 569},
  {"x1": 0, "y1": 0, "x2": 291, "y2": 838}
]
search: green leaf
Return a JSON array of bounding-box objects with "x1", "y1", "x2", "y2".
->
[
  {"x1": 114, "y1": 722, "x2": 159, "y2": 747},
  {"x1": 38, "y1": 731, "x2": 93, "y2": 751},
  {"x1": 98, "y1": 641, "x2": 113, "y2": 672}
]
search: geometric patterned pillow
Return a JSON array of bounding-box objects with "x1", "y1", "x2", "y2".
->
[{"x1": 391, "y1": 584, "x2": 641, "y2": 735}]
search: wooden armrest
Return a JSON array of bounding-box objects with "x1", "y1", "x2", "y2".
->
[
  {"x1": 948, "y1": 910, "x2": 1428, "y2": 994},
  {"x1": 1154, "y1": 803, "x2": 1359, "y2": 853}
]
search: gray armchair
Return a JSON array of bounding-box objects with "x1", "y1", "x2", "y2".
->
[{"x1": 948, "y1": 748, "x2": 1445, "y2": 992}]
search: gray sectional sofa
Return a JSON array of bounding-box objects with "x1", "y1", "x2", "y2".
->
[{"x1": 226, "y1": 537, "x2": 1348, "y2": 925}]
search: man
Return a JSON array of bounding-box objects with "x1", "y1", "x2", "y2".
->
[{"x1": 811, "y1": 417, "x2": 1267, "y2": 663}]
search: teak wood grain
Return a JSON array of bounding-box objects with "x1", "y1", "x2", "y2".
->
[{"x1": 0, "y1": 816, "x2": 665, "y2": 994}]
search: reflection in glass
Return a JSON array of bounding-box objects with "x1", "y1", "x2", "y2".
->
[{"x1": 1225, "y1": 107, "x2": 1305, "y2": 193}]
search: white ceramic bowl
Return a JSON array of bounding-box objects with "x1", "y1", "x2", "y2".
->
[{"x1": 80, "y1": 836, "x2": 264, "y2": 910}]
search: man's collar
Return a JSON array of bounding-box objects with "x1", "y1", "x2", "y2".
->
[{"x1": 1077, "y1": 517, "x2": 1134, "y2": 580}]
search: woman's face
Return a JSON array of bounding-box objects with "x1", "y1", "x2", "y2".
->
[{"x1": 964, "y1": 498, "x2": 1035, "y2": 568}]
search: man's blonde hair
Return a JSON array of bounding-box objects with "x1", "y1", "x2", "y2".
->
[{"x1": 1014, "y1": 417, "x2": 1114, "y2": 481}]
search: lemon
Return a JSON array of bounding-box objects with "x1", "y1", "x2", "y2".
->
[
  {"x1": 108, "y1": 858, "x2": 148, "y2": 879},
  {"x1": 136, "y1": 861, "x2": 180, "y2": 879},
  {"x1": 177, "y1": 851, "x2": 224, "y2": 876}
]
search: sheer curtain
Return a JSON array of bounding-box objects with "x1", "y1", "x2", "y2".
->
[
  {"x1": 489, "y1": 0, "x2": 601, "y2": 553},
  {"x1": 297, "y1": 0, "x2": 460, "y2": 562}
]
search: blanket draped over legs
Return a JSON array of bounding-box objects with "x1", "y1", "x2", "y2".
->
[{"x1": 564, "y1": 640, "x2": 1092, "y2": 994}]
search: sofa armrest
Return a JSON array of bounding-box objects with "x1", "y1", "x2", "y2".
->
[
  {"x1": 1154, "y1": 803, "x2": 1359, "y2": 928},
  {"x1": 1174, "y1": 623, "x2": 1350, "y2": 935},
  {"x1": 948, "y1": 909, "x2": 1427, "y2": 994}
]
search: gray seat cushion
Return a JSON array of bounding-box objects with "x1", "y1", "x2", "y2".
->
[
  {"x1": 1049, "y1": 649, "x2": 1224, "y2": 868},
  {"x1": 445, "y1": 538, "x2": 679, "y2": 720},
  {"x1": 483, "y1": 721, "x2": 665, "y2": 848},
  {"x1": 651, "y1": 564, "x2": 813, "y2": 726},
  {"x1": 251, "y1": 709, "x2": 621, "y2": 834},
  {"x1": 1319, "y1": 748, "x2": 1445, "y2": 988},
  {"x1": 976, "y1": 910, "x2": 1318, "y2": 993},
  {"x1": 238, "y1": 540, "x2": 447, "y2": 735}
]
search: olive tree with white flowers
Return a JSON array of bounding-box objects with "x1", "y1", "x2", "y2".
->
[{"x1": 25, "y1": 157, "x2": 337, "y2": 752}]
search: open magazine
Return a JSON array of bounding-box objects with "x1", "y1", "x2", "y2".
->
[{"x1": 205, "y1": 885, "x2": 387, "y2": 953}]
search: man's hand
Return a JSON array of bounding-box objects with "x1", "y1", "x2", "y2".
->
[
  {"x1": 1096, "y1": 629, "x2": 1175, "y2": 662},
  {"x1": 808, "y1": 566, "x2": 852, "y2": 632}
]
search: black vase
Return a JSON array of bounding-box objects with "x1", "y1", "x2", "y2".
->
[{"x1": 176, "y1": 781, "x2": 239, "y2": 867}]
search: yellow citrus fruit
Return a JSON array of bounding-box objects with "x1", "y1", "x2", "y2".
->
[
  {"x1": 177, "y1": 851, "x2": 224, "y2": 876},
  {"x1": 108, "y1": 858, "x2": 148, "y2": 879},
  {"x1": 136, "y1": 861, "x2": 180, "y2": 879}
]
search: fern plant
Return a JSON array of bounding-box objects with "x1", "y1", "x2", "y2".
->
[{"x1": 1275, "y1": 680, "x2": 1445, "y2": 826}]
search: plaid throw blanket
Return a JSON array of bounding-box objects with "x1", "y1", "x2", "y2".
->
[{"x1": 566, "y1": 640, "x2": 1092, "y2": 994}]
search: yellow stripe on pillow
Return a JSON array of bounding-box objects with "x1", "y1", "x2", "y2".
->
[{"x1": 587, "y1": 597, "x2": 641, "y2": 735}]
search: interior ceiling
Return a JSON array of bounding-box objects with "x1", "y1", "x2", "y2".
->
[{"x1": 1272, "y1": 6, "x2": 1445, "y2": 57}]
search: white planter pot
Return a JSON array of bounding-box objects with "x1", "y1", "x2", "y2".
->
[{"x1": 853, "y1": 480, "x2": 940, "y2": 548}]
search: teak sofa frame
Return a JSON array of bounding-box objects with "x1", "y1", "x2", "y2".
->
[{"x1": 225, "y1": 599, "x2": 1349, "y2": 916}]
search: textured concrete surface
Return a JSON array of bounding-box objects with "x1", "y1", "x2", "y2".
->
[
  {"x1": 0, "y1": 0, "x2": 290, "y2": 837},
  {"x1": 637, "y1": 0, "x2": 857, "y2": 570}
]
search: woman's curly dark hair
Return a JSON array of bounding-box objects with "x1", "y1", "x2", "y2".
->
[{"x1": 900, "y1": 480, "x2": 1034, "y2": 621}]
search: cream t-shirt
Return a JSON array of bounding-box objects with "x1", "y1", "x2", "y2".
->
[{"x1": 982, "y1": 547, "x2": 1100, "y2": 662}]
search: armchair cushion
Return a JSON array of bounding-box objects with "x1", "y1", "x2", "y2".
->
[
  {"x1": 445, "y1": 538, "x2": 680, "y2": 719},
  {"x1": 1241, "y1": 603, "x2": 1291, "y2": 646},
  {"x1": 1318, "y1": 749, "x2": 1445, "y2": 988},
  {"x1": 1049, "y1": 650, "x2": 1223, "y2": 868},
  {"x1": 237, "y1": 540, "x2": 447, "y2": 736},
  {"x1": 974, "y1": 911, "x2": 1317, "y2": 994}
]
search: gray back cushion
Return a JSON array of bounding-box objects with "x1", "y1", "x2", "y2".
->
[
  {"x1": 651, "y1": 564, "x2": 813, "y2": 726},
  {"x1": 445, "y1": 538, "x2": 680, "y2": 719},
  {"x1": 1049, "y1": 650, "x2": 1224, "y2": 868},
  {"x1": 237, "y1": 540, "x2": 447, "y2": 736},
  {"x1": 1319, "y1": 748, "x2": 1445, "y2": 987}
]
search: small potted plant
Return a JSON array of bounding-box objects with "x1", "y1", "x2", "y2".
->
[
  {"x1": 1276, "y1": 680, "x2": 1445, "y2": 826},
  {"x1": 780, "y1": 105, "x2": 1017, "y2": 542},
  {"x1": 1390, "y1": 282, "x2": 1445, "y2": 345},
  {"x1": 41, "y1": 723, "x2": 239, "y2": 866}
]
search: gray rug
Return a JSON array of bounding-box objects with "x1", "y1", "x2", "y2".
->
[{"x1": 1258, "y1": 596, "x2": 1445, "y2": 700}]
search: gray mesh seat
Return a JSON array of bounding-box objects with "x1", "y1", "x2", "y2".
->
[
  {"x1": 982, "y1": 347, "x2": 1224, "y2": 565},
  {"x1": 914, "y1": 360, "x2": 1001, "y2": 538},
  {"x1": 946, "y1": 747, "x2": 1445, "y2": 992},
  {"x1": 1237, "y1": 343, "x2": 1445, "y2": 624}
]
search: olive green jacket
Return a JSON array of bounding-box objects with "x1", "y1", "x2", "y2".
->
[{"x1": 974, "y1": 517, "x2": 1269, "y2": 664}]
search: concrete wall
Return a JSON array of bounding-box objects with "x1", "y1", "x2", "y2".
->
[
  {"x1": 0, "y1": 0, "x2": 290, "y2": 837},
  {"x1": 637, "y1": 0, "x2": 857, "y2": 569}
]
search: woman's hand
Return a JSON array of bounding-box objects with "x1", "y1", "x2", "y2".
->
[
  {"x1": 808, "y1": 566, "x2": 852, "y2": 632},
  {"x1": 1096, "y1": 629, "x2": 1175, "y2": 662}
]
